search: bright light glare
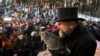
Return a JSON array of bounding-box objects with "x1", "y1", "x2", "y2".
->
[{"x1": 4, "y1": 17, "x2": 12, "y2": 22}]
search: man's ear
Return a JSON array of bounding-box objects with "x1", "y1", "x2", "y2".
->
[{"x1": 69, "y1": 21, "x2": 76, "y2": 29}]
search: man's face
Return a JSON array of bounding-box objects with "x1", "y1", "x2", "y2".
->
[{"x1": 57, "y1": 22, "x2": 71, "y2": 37}]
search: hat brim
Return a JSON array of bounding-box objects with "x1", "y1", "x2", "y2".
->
[{"x1": 55, "y1": 18, "x2": 85, "y2": 22}]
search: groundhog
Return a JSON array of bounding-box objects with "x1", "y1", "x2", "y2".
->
[{"x1": 39, "y1": 30, "x2": 63, "y2": 50}]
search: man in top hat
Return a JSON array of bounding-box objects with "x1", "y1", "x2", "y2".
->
[{"x1": 50, "y1": 7, "x2": 97, "y2": 56}]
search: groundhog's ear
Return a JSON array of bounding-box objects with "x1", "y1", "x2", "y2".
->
[
  {"x1": 37, "y1": 29, "x2": 44, "y2": 35},
  {"x1": 39, "y1": 27, "x2": 46, "y2": 31},
  {"x1": 40, "y1": 29, "x2": 45, "y2": 31}
]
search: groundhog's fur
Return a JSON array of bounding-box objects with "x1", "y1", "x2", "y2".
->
[{"x1": 39, "y1": 30, "x2": 63, "y2": 50}]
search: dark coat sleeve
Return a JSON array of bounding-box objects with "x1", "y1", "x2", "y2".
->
[{"x1": 77, "y1": 39, "x2": 97, "y2": 56}]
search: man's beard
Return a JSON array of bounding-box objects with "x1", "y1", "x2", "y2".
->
[
  {"x1": 59, "y1": 29, "x2": 71, "y2": 38},
  {"x1": 59, "y1": 30, "x2": 67, "y2": 38}
]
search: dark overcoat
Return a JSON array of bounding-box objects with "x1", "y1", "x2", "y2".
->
[{"x1": 13, "y1": 37, "x2": 30, "y2": 56}]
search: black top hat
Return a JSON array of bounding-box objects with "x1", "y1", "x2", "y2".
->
[{"x1": 56, "y1": 7, "x2": 84, "y2": 22}]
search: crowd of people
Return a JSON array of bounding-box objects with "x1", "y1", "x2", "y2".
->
[{"x1": 0, "y1": 4, "x2": 58, "y2": 56}]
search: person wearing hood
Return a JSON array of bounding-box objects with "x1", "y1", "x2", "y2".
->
[{"x1": 13, "y1": 30, "x2": 30, "y2": 56}]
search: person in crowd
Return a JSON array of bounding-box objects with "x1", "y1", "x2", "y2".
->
[
  {"x1": 0, "y1": 33, "x2": 6, "y2": 56},
  {"x1": 31, "y1": 28, "x2": 45, "y2": 56},
  {"x1": 13, "y1": 30, "x2": 30, "y2": 56}
]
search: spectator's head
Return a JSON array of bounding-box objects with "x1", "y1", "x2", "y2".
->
[{"x1": 16, "y1": 30, "x2": 24, "y2": 40}]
